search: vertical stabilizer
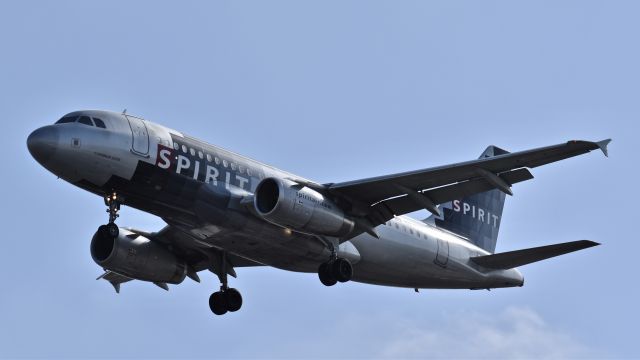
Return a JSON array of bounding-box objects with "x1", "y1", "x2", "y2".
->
[{"x1": 424, "y1": 145, "x2": 509, "y2": 253}]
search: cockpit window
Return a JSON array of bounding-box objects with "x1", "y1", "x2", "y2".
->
[
  {"x1": 56, "y1": 116, "x2": 77, "y2": 124},
  {"x1": 93, "y1": 118, "x2": 106, "y2": 128},
  {"x1": 78, "y1": 116, "x2": 94, "y2": 126}
]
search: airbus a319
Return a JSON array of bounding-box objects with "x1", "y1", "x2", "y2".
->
[{"x1": 27, "y1": 110, "x2": 609, "y2": 315}]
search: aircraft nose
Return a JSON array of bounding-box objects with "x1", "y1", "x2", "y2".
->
[{"x1": 27, "y1": 126, "x2": 59, "y2": 165}]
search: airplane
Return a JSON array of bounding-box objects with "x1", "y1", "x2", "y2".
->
[{"x1": 27, "y1": 110, "x2": 609, "y2": 315}]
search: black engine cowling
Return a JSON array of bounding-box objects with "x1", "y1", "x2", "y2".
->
[
  {"x1": 253, "y1": 177, "x2": 354, "y2": 237},
  {"x1": 90, "y1": 226, "x2": 187, "y2": 284}
]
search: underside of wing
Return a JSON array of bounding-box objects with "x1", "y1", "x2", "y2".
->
[
  {"x1": 367, "y1": 168, "x2": 534, "y2": 225},
  {"x1": 97, "y1": 224, "x2": 265, "y2": 293},
  {"x1": 327, "y1": 139, "x2": 610, "y2": 228},
  {"x1": 147, "y1": 224, "x2": 265, "y2": 272}
]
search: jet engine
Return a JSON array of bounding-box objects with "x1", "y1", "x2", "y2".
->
[
  {"x1": 90, "y1": 227, "x2": 187, "y2": 284},
  {"x1": 253, "y1": 177, "x2": 354, "y2": 237}
]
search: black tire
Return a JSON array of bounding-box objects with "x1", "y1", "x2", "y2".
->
[
  {"x1": 224, "y1": 288, "x2": 243, "y2": 312},
  {"x1": 332, "y1": 258, "x2": 353, "y2": 283},
  {"x1": 106, "y1": 223, "x2": 119, "y2": 238},
  {"x1": 318, "y1": 262, "x2": 337, "y2": 286},
  {"x1": 97, "y1": 225, "x2": 110, "y2": 238},
  {"x1": 209, "y1": 291, "x2": 227, "y2": 315}
]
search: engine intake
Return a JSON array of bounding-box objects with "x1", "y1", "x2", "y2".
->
[
  {"x1": 90, "y1": 226, "x2": 187, "y2": 284},
  {"x1": 254, "y1": 177, "x2": 354, "y2": 237}
]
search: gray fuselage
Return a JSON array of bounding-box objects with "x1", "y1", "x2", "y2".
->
[{"x1": 27, "y1": 110, "x2": 524, "y2": 290}]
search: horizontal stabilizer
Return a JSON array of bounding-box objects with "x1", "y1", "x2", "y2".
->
[{"x1": 470, "y1": 240, "x2": 599, "y2": 269}]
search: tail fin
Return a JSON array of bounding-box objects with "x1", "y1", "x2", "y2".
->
[{"x1": 424, "y1": 145, "x2": 510, "y2": 253}]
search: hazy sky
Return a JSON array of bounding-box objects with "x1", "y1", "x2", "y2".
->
[{"x1": 1, "y1": 1, "x2": 637, "y2": 358}]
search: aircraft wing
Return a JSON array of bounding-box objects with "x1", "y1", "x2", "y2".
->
[
  {"x1": 147, "y1": 224, "x2": 265, "y2": 271},
  {"x1": 328, "y1": 139, "x2": 610, "y2": 227}
]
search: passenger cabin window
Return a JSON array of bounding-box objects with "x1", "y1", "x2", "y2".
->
[
  {"x1": 93, "y1": 117, "x2": 106, "y2": 128},
  {"x1": 56, "y1": 116, "x2": 77, "y2": 124},
  {"x1": 78, "y1": 116, "x2": 93, "y2": 126}
]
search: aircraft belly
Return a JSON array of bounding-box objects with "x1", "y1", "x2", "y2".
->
[
  {"x1": 204, "y1": 229, "x2": 330, "y2": 273},
  {"x1": 121, "y1": 161, "x2": 332, "y2": 271},
  {"x1": 81, "y1": 158, "x2": 517, "y2": 288},
  {"x1": 349, "y1": 229, "x2": 489, "y2": 289}
]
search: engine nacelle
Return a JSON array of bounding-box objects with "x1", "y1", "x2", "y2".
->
[
  {"x1": 90, "y1": 227, "x2": 187, "y2": 284},
  {"x1": 254, "y1": 177, "x2": 354, "y2": 237}
]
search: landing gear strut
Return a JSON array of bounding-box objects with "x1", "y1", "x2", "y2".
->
[
  {"x1": 317, "y1": 241, "x2": 353, "y2": 286},
  {"x1": 103, "y1": 191, "x2": 123, "y2": 238},
  {"x1": 209, "y1": 252, "x2": 243, "y2": 316}
]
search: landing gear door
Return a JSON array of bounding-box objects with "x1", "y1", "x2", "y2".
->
[
  {"x1": 435, "y1": 238, "x2": 449, "y2": 267},
  {"x1": 125, "y1": 115, "x2": 150, "y2": 157}
]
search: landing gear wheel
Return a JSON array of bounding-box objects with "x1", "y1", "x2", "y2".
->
[
  {"x1": 97, "y1": 224, "x2": 109, "y2": 238},
  {"x1": 209, "y1": 291, "x2": 227, "y2": 315},
  {"x1": 106, "y1": 222, "x2": 119, "y2": 238},
  {"x1": 224, "y1": 288, "x2": 243, "y2": 312},
  {"x1": 332, "y1": 258, "x2": 353, "y2": 283},
  {"x1": 318, "y1": 262, "x2": 337, "y2": 286}
]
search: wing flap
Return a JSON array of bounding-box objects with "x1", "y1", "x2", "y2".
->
[
  {"x1": 369, "y1": 168, "x2": 533, "y2": 225},
  {"x1": 470, "y1": 240, "x2": 599, "y2": 269}
]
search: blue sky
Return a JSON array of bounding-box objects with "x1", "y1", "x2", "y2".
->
[{"x1": 1, "y1": 1, "x2": 637, "y2": 358}]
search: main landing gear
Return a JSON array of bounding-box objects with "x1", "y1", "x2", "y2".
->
[
  {"x1": 317, "y1": 242, "x2": 353, "y2": 286},
  {"x1": 209, "y1": 287, "x2": 243, "y2": 316},
  {"x1": 103, "y1": 191, "x2": 123, "y2": 238},
  {"x1": 209, "y1": 252, "x2": 243, "y2": 316},
  {"x1": 318, "y1": 258, "x2": 353, "y2": 286}
]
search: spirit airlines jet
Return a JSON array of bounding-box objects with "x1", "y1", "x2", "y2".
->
[{"x1": 27, "y1": 110, "x2": 609, "y2": 315}]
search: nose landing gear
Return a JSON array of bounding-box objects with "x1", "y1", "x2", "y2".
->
[{"x1": 103, "y1": 192, "x2": 123, "y2": 238}]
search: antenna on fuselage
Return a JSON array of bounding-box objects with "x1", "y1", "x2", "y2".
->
[{"x1": 122, "y1": 108, "x2": 127, "y2": 115}]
